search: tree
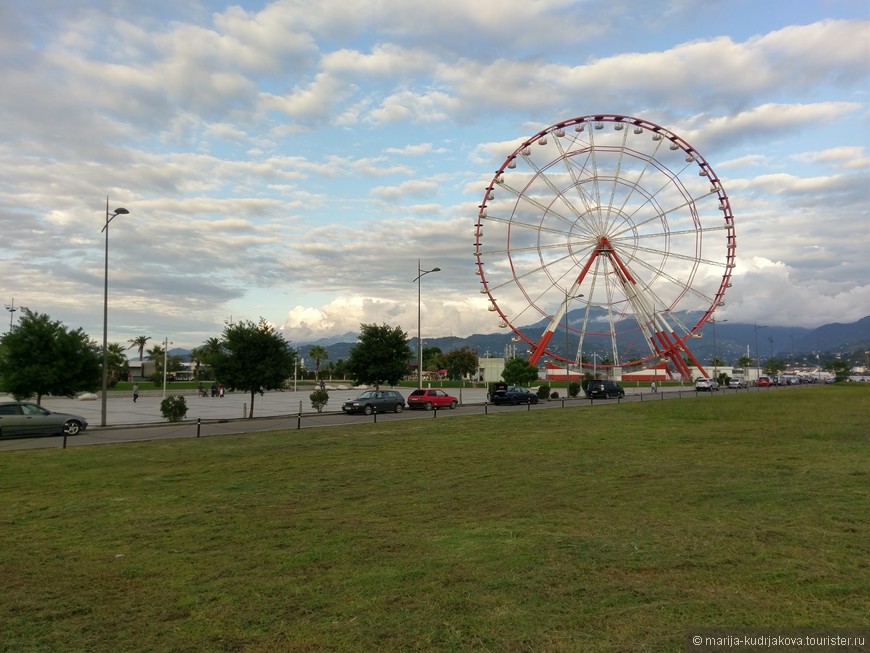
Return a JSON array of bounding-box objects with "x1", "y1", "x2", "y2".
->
[
  {"x1": 825, "y1": 358, "x2": 852, "y2": 382},
  {"x1": 146, "y1": 343, "x2": 166, "y2": 383},
  {"x1": 738, "y1": 354, "x2": 752, "y2": 368},
  {"x1": 127, "y1": 335, "x2": 151, "y2": 362},
  {"x1": 0, "y1": 308, "x2": 101, "y2": 404},
  {"x1": 106, "y1": 343, "x2": 130, "y2": 386},
  {"x1": 501, "y1": 356, "x2": 539, "y2": 386},
  {"x1": 308, "y1": 345, "x2": 329, "y2": 382},
  {"x1": 443, "y1": 346, "x2": 479, "y2": 381},
  {"x1": 346, "y1": 323, "x2": 413, "y2": 388},
  {"x1": 210, "y1": 318, "x2": 296, "y2": 418}
]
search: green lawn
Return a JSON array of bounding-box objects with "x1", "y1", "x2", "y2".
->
[{"x1": 1, "y1": 386, "x2": 867, "y2": 652}]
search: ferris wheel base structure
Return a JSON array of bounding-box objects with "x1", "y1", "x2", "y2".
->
[{"x1": 474, "y1": 114, "x2": 736, "y2": 381}]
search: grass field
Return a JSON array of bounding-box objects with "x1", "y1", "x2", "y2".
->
[{"x1": 1, "y1": 385, "x2": 867, "y2": 652}]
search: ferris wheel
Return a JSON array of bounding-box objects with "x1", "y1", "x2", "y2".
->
[{"x1": 473, "y1": 114, "x2": 736, "y2": 380}]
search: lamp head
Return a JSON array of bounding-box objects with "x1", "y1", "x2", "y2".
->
[{"x1": 114, "y1": 208, "x2": 129, "y2": 215}]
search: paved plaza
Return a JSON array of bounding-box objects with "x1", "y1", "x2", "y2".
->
[{"x1": 2, "y1": 385, "x2": 495, "y2": 428}]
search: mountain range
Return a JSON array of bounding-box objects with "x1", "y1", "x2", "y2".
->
[{"x1": 291, "y1": 314, "x2": 870, "y2": 367}]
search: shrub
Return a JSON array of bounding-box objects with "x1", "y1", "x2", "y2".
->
[
  {"x1": 536, "y1": 383, "x2": 551, "y2": 400},
  {"x1": 550, "y1": 391, "x2": 560, "y2": 399},
  {"x1": 309, "y1": 388, "x2": 329, "y2": 413},
  {"x1": 568, "y1": 381, "x2": 581, "y2": 398},
  {"x1": 160, "y1": 395, "x2": 188, "y2": 422}
]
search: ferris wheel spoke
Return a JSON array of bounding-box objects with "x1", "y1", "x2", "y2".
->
[{"x1": 553, "y1": 135, "x2": 601, "y2": 220}]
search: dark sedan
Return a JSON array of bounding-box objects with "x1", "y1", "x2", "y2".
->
[
  {"x1": 490, "y1": 386, "x2": 539, "y2": 405},
  {"x1": 0, "y1": 402, "x2": 88, "y2": 438}
]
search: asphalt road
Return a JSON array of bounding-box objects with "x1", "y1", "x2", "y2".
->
[{"x1": 0, "y1": 383, "x2": 764, "y2": 452}]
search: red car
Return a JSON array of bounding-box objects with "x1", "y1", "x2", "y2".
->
[
  {"x1": 407, "y1": 388, "x2": 458, "y2": 410},
  {"x1": 757, "y1": 377, "x2": 771, "y2": 387}
]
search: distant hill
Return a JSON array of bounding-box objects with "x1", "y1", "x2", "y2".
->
[
  {"x1": 163, "y1": 315, "x2": 868, "y2": 367},
  {"x1": 294, "y1": 314, "x2": 870, "y2": 366}
]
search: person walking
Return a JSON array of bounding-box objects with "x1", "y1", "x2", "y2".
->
[
  {"x1": 132, "y1": 384, "x2": 139, "y2": 403},
  {"x1": 650, "y1": 381, "x2": 657, "y2": 394}
]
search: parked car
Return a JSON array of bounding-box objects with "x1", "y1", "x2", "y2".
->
[
  {"x1": 490, "y1": 386, "x2": 539, "y2": 405},
  {"x1": 757, "y1": 377, "x2": 771, "y2": 387},
  {"x1": 341, "y1": 389, "x2": 405, "y2": 415},
  {"x1": 584, "y1": 380, "x2": 626, "y2": 399},
  {"x1": 407, "y1": 388, "x2": 458, "y2": 410},
  {"x1": 0, "y1": 402, "x2": 88, "y2": 438},
  {"x1": 728, "y1": 379, "x2": 744, "y2": 389},
  {"x1": 694, "y1": 377, "x2": 720, "y2": 391}
]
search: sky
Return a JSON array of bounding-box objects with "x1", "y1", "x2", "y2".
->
[{"x1": 1, "y1": 0, "x2": 868, "y2": 352}]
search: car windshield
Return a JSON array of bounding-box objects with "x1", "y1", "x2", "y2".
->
[
  {"x1": 356, "y1": 391, "x2": 376, "y2": 399},
  {"x1": 21, "y1": 404, "x2": 50, "y2": 416},
  {"x1": 410, "y1": 390, "x2": 425, "y2": 397}
]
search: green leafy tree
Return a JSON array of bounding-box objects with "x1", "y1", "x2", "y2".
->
[
  {"x1": 738, "y1": 354, "x2": 752, "y2": 368},
  {"x1": 825, "y1": 358, "x2": 852, "y2": 382},
  {"x1": 568, "y1": 381, "x2": 581, "y2": 398},
  {"x1": 160, "y1": 395, "x2": 188, "y2": 422},
  {"x1": 308, "y1": 345, "x2": 329, "y2": 382},
  {"x1": 309, "y1": 388, "x2": 329, "y2": 412},
  {"x1": 422, "y1": 346, "x2": 444, "y2": 376},
  {"x1": 443, "y1": 345, "x2": 479, "y2": 381},
  {"x1": 501, "y1": 356, "x2": 539, "y2": 386},
  {"x1": 106, "y1": 342, "x2": 130, "y2": 386},
  {"x1": 146, "y1": 343, "x2": 166, "y2": 383},
  {"x1": 346, "y1": 323, "x2": 413, "y2": 388},
  {"x1": 0, "y1": 308, "x2": 100, "y2": 404},
  {"x1": 210, "y1": 318, "x2": 296, "y2": 418}
]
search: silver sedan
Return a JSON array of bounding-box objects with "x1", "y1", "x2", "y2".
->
[{"x1": 0, "y1": 402, "x2": 89, "y2": 438}]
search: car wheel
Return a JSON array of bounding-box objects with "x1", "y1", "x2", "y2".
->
[
  {"x1": 449, "y1": 400, "x2": 457, "y2": 409},
  {"x1": 424, "y1": 402, "x2": 433, "y2": 411},
  {"x1": 530, "y1": 396, "x2": 539, "y2": 404},
  {"x1": 63, "y1": 420, "x2": 82, "y2": 435},
  {"x1": 395, "y1": 403, "x2": 403, "y2": 413},
  {"x1": 364, "y1": 405, "x2": 373, "y2": 415}
]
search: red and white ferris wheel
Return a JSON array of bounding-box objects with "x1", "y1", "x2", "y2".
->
[{"x1": 473, "y1": 114, "x2": 736, "y2": 380}]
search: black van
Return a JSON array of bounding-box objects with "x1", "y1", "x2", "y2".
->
[{"x1": 584, "y1": 380, "x2": 625, "y2": 399}]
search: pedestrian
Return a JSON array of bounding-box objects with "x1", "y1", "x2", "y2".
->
[
  {"x1": 219, "y1": 383, "x2": 225, "y2": 398},
  {"x1": 132, "y1": 384, "x2": 139, "y2": 403},
  {"x1": 650, "y1": 381, "x2": 657, "y2": 394},
  {"x1": 210, "y1": 382, "x2": 217, "y2": 397}
]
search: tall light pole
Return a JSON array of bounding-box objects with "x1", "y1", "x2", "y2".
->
[
  {"x1": 101, "y1": 198, "x2": 130, "y2": 427},
  {"x1": 413, "y1": 260, "x2": 440, "y2": 388},
  {"x1": 563, "y1": 290, "x2": 583, "y2": 385},
  {"x1": 753, "y1": 322, "x2": 767, "y2": 382},
  {"x1": 4, "y1": 298, "x2": 17, "y2": 331},
  {"x1": 162, "y1": 337, "x2": 173, "y2": 399},
  {"x1": 710, "y1": 318, "x2": 727, "y2": 379}
]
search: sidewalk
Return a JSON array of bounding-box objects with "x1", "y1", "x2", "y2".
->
[{"x1": 3, "y1": 386, "x2": 493, "y2": 428}]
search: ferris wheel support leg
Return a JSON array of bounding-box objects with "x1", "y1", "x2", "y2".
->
[{"x1": 654, "y1": 331, "x2": 694, "y2": 380}]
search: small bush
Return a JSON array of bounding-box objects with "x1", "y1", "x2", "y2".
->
[
  {"x1": 536, "y1": 383, "x2": 551, "y2": 400},
  {"x1": 550, "y1": 391, "x2": 560, "y2": 399},
  {"x1": 309, "y1": 388, "x2": 329, "y2": 413},
  {"x1": 568, "y1": 381, "x2": 581, "y2": 398},
  {"x1": 160, "y1": 395, "x2": 188, "y2": 422}
]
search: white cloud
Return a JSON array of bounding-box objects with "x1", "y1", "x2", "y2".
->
[{"x1": 0, "y1": 1, "x2": 867, "y2": 352}]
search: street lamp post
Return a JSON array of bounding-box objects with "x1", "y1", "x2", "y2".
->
[
  {"x1": 101, "y1": 198, "x2": 130, "y2": 427},
  {"x1": 413, "y1": 260, "x2": 440, "y2": 388},
  {"x1": 162, "y1": 337, "x2": 173, "y2": 399},
  {"x1": 753, "y1": 322, "x2": 767, "y2": 382},
  {"x1": 563, "y1": 290, "x2": 583, "y2": 386},
  {"x1": 710, "y1": 318, "x2": 727, "y2": 380},
  {"x1": 4, "y1": 298, "x2": 17, "y2": 332}
]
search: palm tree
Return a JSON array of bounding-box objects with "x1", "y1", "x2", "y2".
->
[
  {"x1": 146, "y1": 344, "x2": 166, "y2": 381},
  {"x1": 127, "y1": 335, "x2": 151, "y2": 361},
  {"x1": 308, "y1": 345, "x2": 329, "y2": 382},
  {"x1": 107, "y1": 342, "x2": 130, "y2": 384}
]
